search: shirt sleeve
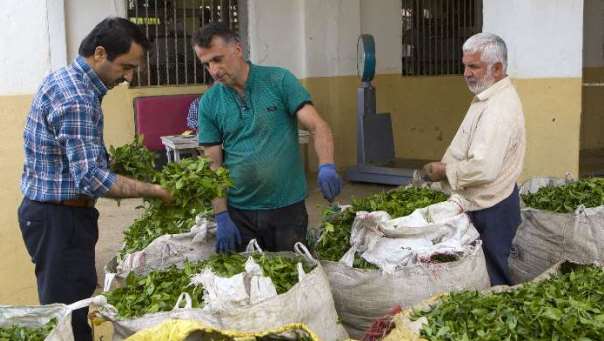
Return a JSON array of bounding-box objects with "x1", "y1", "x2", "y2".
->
[
  {"x1": 445, "y1": 104, "x2": 512, "y2": 190},
  {"x1": 197, "y1": 94, "x2": 222, "y2": 146},
  {"x1": 280, "y1": 70, "x2": 312, "y2": 115},
  {"x1": 186, "y1": 96, "x2": 200, "y2": 130},
  {"x1": 51, "y1": 100, "x2": 117, "y2": 197}
]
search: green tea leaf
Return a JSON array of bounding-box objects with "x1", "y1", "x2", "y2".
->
[
  {"x1": 0, "y1": 318, "x2": 57, "y2": 341},
  {"x1": 522, "y1": 178, "x2": 604, "y2": 213},
  {"x1": 412, "y1": 264, "x2": 604, "y2": 340}
]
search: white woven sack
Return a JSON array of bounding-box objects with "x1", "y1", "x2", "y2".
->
[
  {"x1": 0, "y1": 297, "x2": 102, "y2": 341},
  {"x1": 341, "y1": 200, "x2": 479, "y2": 273},
  {"x1": 323, "y1": 241, "x2": 489, "y2": 338},
  {"x1": 96, "y1": 242, "x2": 349, "y2": 341},
  {"x1": 509, "y1": 177, "x2": 604, "y2": 284},
  {"x1": 104, "y1": 215, "x2": 216, "y2": 290}
]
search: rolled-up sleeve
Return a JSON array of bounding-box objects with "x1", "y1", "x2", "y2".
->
[
  {"x1": 280, "y1": 70, "x2": 312, "y2": 115},
  {"x1": 197, "y1": 95, "x2": 222, "y2": 146},
  {"x1": 52, "y1": 100, "x2": 117, "y2": 197},
  {"x1": 445, "y1": 105, "x2": 510, "y2": 190}
]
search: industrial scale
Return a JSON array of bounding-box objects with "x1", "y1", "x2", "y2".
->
[{"x1": 346, "y1": 34, "x2": 430, "y2": 185}]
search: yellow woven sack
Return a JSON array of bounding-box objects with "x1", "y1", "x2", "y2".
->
[{"x1": 125, "y1": 319, "x2": 321, "y2": 341}]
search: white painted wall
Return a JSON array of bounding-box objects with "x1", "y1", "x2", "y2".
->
[
  {"x1": 483, "y1": 0, "x2": 584, "y2": 78},
  {"x1": 248, "y1": 0, "x2": 584, "y2": 80},
  {"x1": 0, "y1": 0, "x2": 60, "y2": 95},
  {"x1": 303, "y1": 0, "x2": 360, "y2": 78},
  {"x1": 360, "y1": 0, "x2": 401, "y2": 74},
  {"x1": 1, "y1": 0, "x2": 590, "y2": 95},
  {"x1": 584, "y1": 0, "x2": 604, "y2": 68},
  {"x1": 247, "y1": 0, "x2": 306, "y2": 77},
  {"x1": 48, "y1": 0, "x2": 68, "y2": 72},
  {"x1": 248, "y1": 0, "x2": 361, "y2": 78}
]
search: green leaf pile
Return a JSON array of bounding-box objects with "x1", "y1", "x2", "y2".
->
[
  {"x1": 105, "y1": 261, "x2": 206, "y2": 318},
  {"x1": 120, "y1": 157, "x2": 232, "y2": 256},
  {"x1": 106, "y1": 253, "x2": 314, "y2": 318},
  {"x1": 0, "y1": 318, "x2": 57, "y2": 341},
  {"x1": 120, "y1": 204, "x2": 208, "y2": 256},
  {"x1": 522, "y1": 177, "x2": 604, "y2": 213},
  {"x1": 313, "y1": 187, "x2": 448, "y2": 268},
  {"x1": 109, "y1": 135, "x2": 156, "y2": 182},
  {"x1": 153, "y1": 157, "x2": 231, "y2": 209},
  {"x1": 412, "y1": 263, "x2": 604, "y2": 340}
]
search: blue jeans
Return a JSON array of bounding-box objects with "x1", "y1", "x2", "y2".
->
[
  {"x1": 468, "y1": 186, "x2": 521, "y2": 286},
  {"x1": 18, "y1": 198, "x2": 98, "y2": 341}
]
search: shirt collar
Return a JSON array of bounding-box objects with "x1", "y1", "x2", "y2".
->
[
  {"x1": 475, "y1": 76, "x2": 511, "y2": 101},
  {"x1": 246, "y1": 61, "x2": 256, "y2": 86},
  {"x1": 74, "y1": 56, "x2": 108, "y2": 98}
]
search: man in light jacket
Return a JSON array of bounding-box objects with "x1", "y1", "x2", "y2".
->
[{"x1": 421, "y1": 32, "x2": 526, "y2": 285}]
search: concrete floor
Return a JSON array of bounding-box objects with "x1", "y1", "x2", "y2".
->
[{"x1": 94, "y1": 177, "x2": 394, "y2": 290}]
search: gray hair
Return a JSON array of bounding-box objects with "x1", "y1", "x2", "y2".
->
[{"x1": 463, "y1": 32, "x2": 508, "y2": 73}]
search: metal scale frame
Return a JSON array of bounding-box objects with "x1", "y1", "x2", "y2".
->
[{"x1": 346, "y1": 34, "x2": 428, "y2": 185}]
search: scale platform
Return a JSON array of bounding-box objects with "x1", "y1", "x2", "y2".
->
[{"x1": 346, "y1": 158, "x2": 431, "y2": 186}]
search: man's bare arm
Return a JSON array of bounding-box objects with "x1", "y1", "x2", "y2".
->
[
  {"x1": 104, "y1": 175, "x2": 172, "y2": 204},
  {"x1": 296, "y1": 104, "x2": 335, "y2": 165},
  {"x1": 204, "y1": 145, "x2": 228, "y2": 214}
]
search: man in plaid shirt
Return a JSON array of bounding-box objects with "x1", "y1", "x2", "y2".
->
[{"x1": 18, "y1": 17, "x2": 172, "y2": 340}]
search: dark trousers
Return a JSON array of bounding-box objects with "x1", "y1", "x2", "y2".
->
[
  {"x1": 229, "y1": 200, "x2": 308, "y2": 252},
  {"x1": 18, "y1": 198, "x2": 98, "y2": 341},
  {"x1": 468, "y1": 186, "x2": 521, "y2": 286}
]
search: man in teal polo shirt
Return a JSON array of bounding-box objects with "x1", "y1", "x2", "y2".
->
[{"x1": 192, "y1": 23, "x2": 341, "y2": 253}]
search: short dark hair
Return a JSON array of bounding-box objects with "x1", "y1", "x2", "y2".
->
[
  {"x1": 78, "y1": 17, "x2": 151, "y2": 61},
  {"x1": 191, "y1": 22, "x2": 240, "y2": 48}
]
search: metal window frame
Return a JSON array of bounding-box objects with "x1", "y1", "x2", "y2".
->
[
  {"x1": 127, "y1": 0, "x2": 245, "y2": 88},
  {"x1": 401, "y1": 0, "x2": 482, "y2": 76}
]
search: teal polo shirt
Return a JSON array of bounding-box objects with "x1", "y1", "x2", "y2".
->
[{"x1": 197, "y1": 63, "x2": 311, "y2": 210}]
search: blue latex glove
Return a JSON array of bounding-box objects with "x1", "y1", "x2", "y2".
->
[
  {"x1": 317, "y1": 163, "x2": 342, "y2": 202},
  {"x1": 215, "y1": 211, "x2": 241, "y2": 253}
]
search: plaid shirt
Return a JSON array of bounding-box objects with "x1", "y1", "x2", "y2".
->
[
  {"x1": 186, "y1": 96, "x2": 200, "y2": 130},
  {"x1": 21, "y1": 56, "x2": 117, "y2": 201}
]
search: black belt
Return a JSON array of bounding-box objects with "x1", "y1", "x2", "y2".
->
[{"x1": 34, "y1": 197, "x2": 96, "y2": 208}]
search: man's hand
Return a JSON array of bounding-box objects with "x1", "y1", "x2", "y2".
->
[
  {"x1": 215, "y1": 211, "x2": 241, "y2": 253},
  {"x1": 317, "y1": 163, "x2": 342, "y2": 202},
  {"x1": 422, "y1": 162, "x2": 447, "y2": 182},
  {"x1": 411, "y1": 169, "x2": 428, "y2": 186},
  {"x1": 154, "y1": 185, "x2": 174, "y2": 205}
]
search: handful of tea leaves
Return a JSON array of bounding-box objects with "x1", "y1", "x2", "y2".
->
[
  {"x1": 109, "y1": 135, "x2": 157, "y2": 182},
  {"x1": 120, "y1": 157, "x2": 232, "y2": 256}
]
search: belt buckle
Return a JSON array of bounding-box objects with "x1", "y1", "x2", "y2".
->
[
  {"x1": 81, "y1": 197, "x2": 96, "y2": 208},
  {"x1": 65, "y1": 197, "x2": 95, "y2": 208}
]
